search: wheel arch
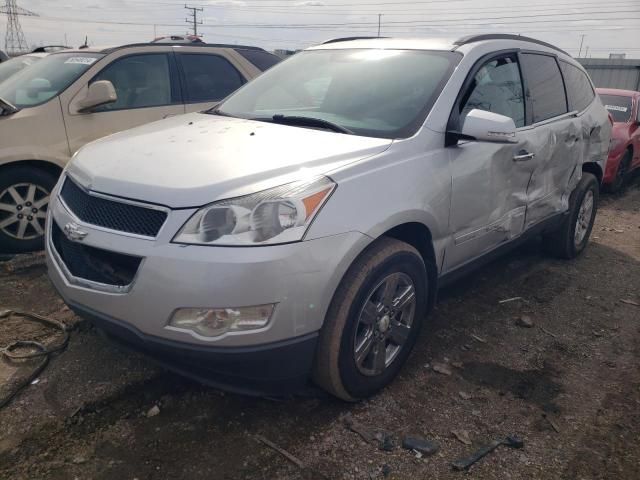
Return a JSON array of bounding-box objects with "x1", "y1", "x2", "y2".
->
[
  {"x1": 0, "y1": 159, "x2": 64, "y2": 180},
  {"x1": 582, "y1": 161, "x2": 603, "y2": 186}
]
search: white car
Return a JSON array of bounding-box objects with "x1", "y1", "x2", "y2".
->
[{"x1": 47, "y1": 35, "x2": 610, "y2": 399}]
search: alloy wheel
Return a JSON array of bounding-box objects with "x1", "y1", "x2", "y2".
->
[
  {"x1": 574, "y1": 189, "x2": 594, "y2": 246},
  {"x1": 353, "y1": 272, "x2": 417, "y2": 376},
  {"x1": 0, "y1": 183, "x2": 50, "y2": 240}
]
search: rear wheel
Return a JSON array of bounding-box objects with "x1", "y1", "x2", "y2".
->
[
  {"x1": 0, "y1": 166, "x2": 57, "y2": 253},
  {"x1": 313, "y1": 237, "x2": 427, "y2": 401},
  {"x1": 542, "y1": 172, "x2": 599, "y2": 259},
  {"x1": 606, "y1": 149, "x2": 632, "y2": 193}
]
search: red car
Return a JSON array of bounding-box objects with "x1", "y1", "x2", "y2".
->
[{"x1": 597, "y1": 88, "x2": 640, "y2": 192}]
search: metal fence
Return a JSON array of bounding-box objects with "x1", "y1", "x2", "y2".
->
[{"x1": 578, "y1": 58, "x2": 640, "y2": 91}]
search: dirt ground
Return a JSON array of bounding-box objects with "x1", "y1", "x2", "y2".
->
[{"x1": 0, "y1": 182, "x2": 639, "y2": 480}]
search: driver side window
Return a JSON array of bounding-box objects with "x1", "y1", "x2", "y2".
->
[{"x1": 460, "y1": 55, "x2": 525, "y2": 128}]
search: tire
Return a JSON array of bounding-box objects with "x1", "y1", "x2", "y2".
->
[
  {"x1": 606, "y1": 149, "x2": 632, "y2": 193},
  {"x1": 0, "y1": 165, "x2": 58, "y2": 253},
  {"x1": 542, "y1": 172, "x2": 599, "y2": 259},
  {"x1": 313, "y1": 237, "x2": 428, "y2": 401}
]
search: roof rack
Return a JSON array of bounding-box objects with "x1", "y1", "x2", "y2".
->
[
  {"x1": 101, "y1": 42, "x2": 265, "y2": 54},
  {"x1": 453, "y1": 34, "x2": 570, "y2": 56},
  {"x1": 322, "y1": 36, "x2": 387, "y2": 45}
]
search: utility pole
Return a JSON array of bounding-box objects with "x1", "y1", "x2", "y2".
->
[
  {"x1": 0, "y1": 0, "x2": 38, "y2": 56},
  {"x1": 185, "y1": 4, "x2": 203, "y2": 37},
  {"x1": 578, "y1": 34, "x2": 585, "y2": 57},
  {"x1": 377, "y1": 14, "x2": 382, "y2": 37},
  {"x1": 584, "y1": 46, "x2": 589, "y2": 58}
]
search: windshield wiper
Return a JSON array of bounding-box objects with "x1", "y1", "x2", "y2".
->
[
  {"x1": 270, "y1": 114, "x2": 353, "y2": 134},
  {"x1": 0, "y1": 96, "x2": 19, "y2": 116}
]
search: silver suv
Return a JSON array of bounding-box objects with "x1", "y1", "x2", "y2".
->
[{"x1": 46, "y1": 35, "x2": 611, "y2": 400}]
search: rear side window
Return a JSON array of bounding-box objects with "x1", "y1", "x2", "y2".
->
[
  {"x1": 560, "y1": 61, "x2": 595, "y2": 112},
  {"x1": 178, "y1": 53, "x2": 245, "y2": 103},
  {"x1": 521, "y1": 53, "x2": 567, "y2": 123},
  {"x1": 235, "y1": 49, "x2": 281, "y2": 71}
]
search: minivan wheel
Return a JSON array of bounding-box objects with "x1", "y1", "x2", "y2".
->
[
  {"x1": 314, "y1": 237, "x2": 427, "y2": 401},
  {"x1": 0, "y1": 166, "x2": 57, "y2": 253},
  {"x1": 542, "y1": 172, "x2": 599, "y2": 259}
]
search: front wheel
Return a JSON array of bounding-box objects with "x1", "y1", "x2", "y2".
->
[
  {"x1": 313, "y1": 237, "x2": 427, "y2": 401},
  {"x1": 542, "y1": 172, "x2": 599, "y2": 259},
  {"x1": 0, "y1": 166, "x2": 58, "y2": 253}
]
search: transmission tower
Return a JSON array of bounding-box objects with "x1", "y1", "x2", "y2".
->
[{"x1": 0, "y1": 0, "x2": 38, "y2": 56}]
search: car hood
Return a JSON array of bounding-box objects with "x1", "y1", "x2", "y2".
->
[{"x1": 67, "y1": 113, "x2": 393, "y2": 208}]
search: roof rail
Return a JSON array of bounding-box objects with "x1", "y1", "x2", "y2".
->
[
  {"x1": 453, "y1": 34, "x2": 570, "y2": 56},
  {"x1": 101, "y1": 42, "x2": 265, "y2": 54},
  {"x1": 322, "y1": 36, "x2": 387, "y2": 45}
]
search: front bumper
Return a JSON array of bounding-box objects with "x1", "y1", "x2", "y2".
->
[
  {"x1": 60, "y1": 296, "x2": 318, "y2": 395},
  {"x1": 45, "y1": 182, "x2": 370, "y2": 390}
]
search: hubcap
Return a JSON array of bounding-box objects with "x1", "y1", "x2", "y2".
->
[
  {"x1": 0, "y1": 183, "x2": 50, "y2": 240},
  {"x1": 353, "y1": 272, "x2": 417, "y2": 376},
  {"x1": 574, "y1": 189, "x2": 594, "y2": 246}
]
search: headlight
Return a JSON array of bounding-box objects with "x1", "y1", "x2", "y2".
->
[{"x1": 173, "y1": 176, "x2": 335, "y2": 246}]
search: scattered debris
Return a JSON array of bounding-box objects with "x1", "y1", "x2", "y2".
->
[
  {"x1": 0, "y1": 252, "x2": 45, "y2": 274},
  {"x1": 460, "y1": 343, "x2": 472, "y2": 351},
  {"x1": 470, "y1": 334, "x2": 487, "y2": 344},
  {"x1": 0, "y1": 310, "x2": 70, "y2": 409},
  {"x1": 146, "y1": 405, "x2": 161, "y2": 418},
  {"x1": 499, "y1": 297, "x2": 523, "y2": 304},
  {"x1": 540, "y1": 326, "x2": 558, "y2": 338},
  {"x1": 381, "y1": 465, "x2": 392, "y2": 477},
  {"x1": 451, "y1": 435, "x2": 524, "y2": 471},
  {"x1": 432, "y1": 362, "x2": 452, "y2": 376},
  {"x1": 515, "y1": 315, "x2": 534, "y2": 328},
  {"x1": 543, "y1": 414, "x2": 561, "y2": 433},
  {"x1": 401, "y1": 436, "x2": 439, "y2": 456},
  {"x1": 451, "y1": 361, "x2": 464, "y2": 369},
  {"x1": 458, "y1": 391, "x2": 472, "y2": 400},
  {"x1": 253, "y1": 434, "x2": 305, "y2": 469},
  {"x1": 451, "y1": 429, "x2": 472, "y2": 446},
  {"x1": 344, "y1": 414, "x2": 395, "y2": 451},
  {"x1": 620, "y1": 299, "x2": 639, "y2": 307}
]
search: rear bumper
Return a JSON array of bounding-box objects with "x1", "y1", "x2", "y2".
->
[{"x1": 65, "y1": 297, "x2": 319, "y2": 396}]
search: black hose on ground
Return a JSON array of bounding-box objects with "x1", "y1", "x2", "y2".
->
[{"x1": 0, "y1": 310, "x2": 70, "y2": 409}]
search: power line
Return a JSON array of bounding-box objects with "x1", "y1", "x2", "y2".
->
[{"x1": 184, "y1": 4, "x2": 203, "y2": 36}]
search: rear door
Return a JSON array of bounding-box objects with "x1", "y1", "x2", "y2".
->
[
  {"x1": 174, "y1": 48, "x2": 249, "y2": 113},
  {"x1": 62, "y1": 49, "x2": 184, "y2": 154},
  {"x1": 518, "y1": 53, "x2": 581, "y2": 228}
]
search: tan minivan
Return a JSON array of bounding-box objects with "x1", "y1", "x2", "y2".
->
[{"x1": 0, "y1": 42, "x2": 280, "y2": 252}]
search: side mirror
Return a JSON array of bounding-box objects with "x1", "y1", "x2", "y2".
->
[
  {"x1": 77, "y1": 80, "x2": 117, "y2": 113},
  {"x1": 458, "y1": 109, "x2": 518, "y2": 143}
]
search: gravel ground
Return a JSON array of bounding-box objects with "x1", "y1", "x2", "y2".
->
[{"x1": 0, "y1": 182, "x2": 639, "y2": 480}]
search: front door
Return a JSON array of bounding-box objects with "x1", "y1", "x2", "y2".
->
[
  {"x1": 62, "y1": 52, "x2": 185, "y2": 155},
  {"x1": 445, "y1": 53, "x2": 539, "y2": 271}
]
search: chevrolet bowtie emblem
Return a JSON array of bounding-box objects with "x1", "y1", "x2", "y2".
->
[{"x1": 63, "y1": 222, "x2": 88, "y2": 242}]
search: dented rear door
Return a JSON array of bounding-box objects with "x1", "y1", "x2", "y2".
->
[{"x1": 519, "y1": 53, "x2": 580, "y2": 228}]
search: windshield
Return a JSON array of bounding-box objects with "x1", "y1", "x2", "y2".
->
[
  {"x1": 0, "y1": 55, "x2": 43, "y2": 84},
  {"x1": 0, "y1": 52, "x2": 104, "y2": 108},
  {"x1": 600, "y1": 94, "x2": 634, "y2": 123},
  {"x1": 215, "y1": 49, "x2": 460, "y2": 138}
]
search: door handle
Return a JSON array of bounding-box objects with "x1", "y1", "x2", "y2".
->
[{"x1": 513, "y1": 151, "x2": 535, "y2": 162}]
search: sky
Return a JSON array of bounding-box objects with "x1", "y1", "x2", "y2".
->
[{"x1": 6, "y1": 0, "x2": 640, "y2": 58}]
